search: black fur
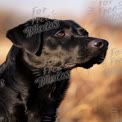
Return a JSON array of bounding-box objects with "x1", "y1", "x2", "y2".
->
[{"x1": 0, "y1": 18, "x2": 108, "y2": 122}]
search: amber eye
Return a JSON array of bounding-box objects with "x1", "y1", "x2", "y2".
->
[{"x1": 55, "y1": 30, "x2": 65, "y2": 37}]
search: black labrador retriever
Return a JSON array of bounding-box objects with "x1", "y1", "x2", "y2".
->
[{"x1": 0, "y1": 18, "x2": 108, "y2": 122}]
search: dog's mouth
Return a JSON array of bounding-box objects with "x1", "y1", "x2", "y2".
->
[
  {"x1": 81, "y1": 55, "x2": 105, "y2": 69},
  {"x1": 64, "y1": 52, "x2": 107, "y2": 69}
]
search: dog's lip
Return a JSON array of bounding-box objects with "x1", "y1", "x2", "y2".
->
[
  {"x1": 64, "y1": 55, "x2": 106, "y2": 69},
  {"x1": 64, "y1": 63, "x2": 76, "y2": 68},
  {"x1": 81, "y1": 55, "x2": 106, "y2": 69},
  {"x1": 96, "y1": 56, "x2": 105, "y2": 64}
]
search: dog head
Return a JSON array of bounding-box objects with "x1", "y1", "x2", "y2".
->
[{"x1": 6, "y1": 18, "x2": 108, "y2": 71}]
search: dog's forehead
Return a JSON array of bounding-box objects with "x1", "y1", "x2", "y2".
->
[{"x1": 59, "y1": 20, "x2": 86, "y2": 31}]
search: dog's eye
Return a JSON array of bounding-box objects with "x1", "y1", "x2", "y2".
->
[{"x1": 55, "y1": 30, "x2": 65, "y2": 37}]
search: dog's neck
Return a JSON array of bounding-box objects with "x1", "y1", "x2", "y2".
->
[
  {"x1": 22, "y1": 54, "x2": 70, "y2": 88},
  {"x1": 8, "y1": 46, "x2": 70, "y2": 89}
]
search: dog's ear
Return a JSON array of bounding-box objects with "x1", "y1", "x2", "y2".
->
[{"x1": 6, "y1": 21, "x2": 41, "y2": 55}]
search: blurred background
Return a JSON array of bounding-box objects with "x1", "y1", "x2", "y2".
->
[{"x1": 0, "y1": 0, "x2": 122, "y2": 121}]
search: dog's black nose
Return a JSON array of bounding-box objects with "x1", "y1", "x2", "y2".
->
[
  {"x1": 90, "y1": 39, "x2": 108, "y2": 48},
  {"x1": 94, "y1": 41, "x2": 103, "y2": 47}
]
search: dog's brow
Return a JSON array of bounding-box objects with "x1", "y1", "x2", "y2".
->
[{"x1": 63, "y1": 24, "x2": 71, "y2": 29}]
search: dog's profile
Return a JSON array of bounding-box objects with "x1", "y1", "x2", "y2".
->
[{"x1": 0, "y1": 18, "x2": 108, "y2": 122}]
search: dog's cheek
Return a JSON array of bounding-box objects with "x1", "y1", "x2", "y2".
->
[{"x1": 45, "y1": 39, "x2": 59, "y2": 50}]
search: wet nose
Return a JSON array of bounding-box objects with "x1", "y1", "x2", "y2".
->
[{"x1": 90, "y1": 39, "x2": 108, "y2": 48}]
